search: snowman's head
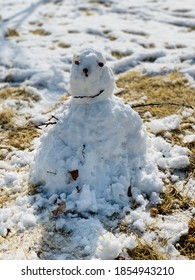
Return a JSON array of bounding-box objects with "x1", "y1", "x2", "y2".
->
[{"x1": 70, "y1": 48, "x2": 115, "y2": 104}]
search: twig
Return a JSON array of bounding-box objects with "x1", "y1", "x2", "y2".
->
[
  {"x1": 37, "y1": 121, "x2": 57, "y2": 129},
  {"x1": 48, "y1": 115, "x2": 59, "y2": 121},
  {"x1": 82, "y1": 144, "x2": 85, "y2": 158},
  {"x1": 131, "y1": 102, "x2": 194, "y2": 109},
  {"x1": 47, "y1": 171, "x2": 57, "y2": 175},
  {"x1": 36, "y1": 115, "x2": 59, "y2": 129}
]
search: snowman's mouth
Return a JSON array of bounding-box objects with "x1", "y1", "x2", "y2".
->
[{"x1": 73, "y1": 89, "x2": 104, "y2": 99}]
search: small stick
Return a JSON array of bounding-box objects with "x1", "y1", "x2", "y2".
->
[
  {"x1": 48, "y1": 115, "x2": 59, "y2": 121},
  {"x1": 131, "y1": 102, "x2": 194, "y2": 109},
  {"x1": 36, "y1": 121, "x2": 57, "y2": 129},
  {"x1": 47, "y1": 171, "x2": 57, "y2": 175}
]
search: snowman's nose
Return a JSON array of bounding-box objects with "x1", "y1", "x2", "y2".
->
[{"x1": 83, "y1": 68, "x2": 89, "y2": 76}]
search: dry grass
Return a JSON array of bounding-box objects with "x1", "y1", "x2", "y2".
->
[
  {"x1": 112, "y1": 51, "x2": 130, "y2": 59},
  {"x1": 7, "y1": 126, "x2": 40, "y2": 150},
  {"x1": 116, "y1": 72, "x2": 195, "y2": 118},
  {"x1": 85, "y1": 11, "x2": 94, "y2": 16},
  {"x1": 164, "y1": 43, "x2": 186, "y2": 49},
  {"x1": 108, "y1": 35, "x2": 117, "y2": 41},
  {"x1": 31, "y1": 29, "x2": 51, "y2": 36},
  {"x1": 157, "y1": 183, "x2": 193, "y2": 215},
  {"x1": 187, "y1": 27, "x2": 195, "y2": 32},
  {"x1": 58, "y1": 42, "x2": 70, "y2": 48},
  {"x1": 0, "y1": 87, "x2": 41, "y2": 155},
  {"x1": 0, "y1": 87, "x2": 41, "y2": 151},
  {"x1": 127, "y1": 239, "x2": 166, "y2": 260},
  {"x1": 102, "y1": 30, "x2": 118, "y2": 41},
  {"x1": 0, "y1": 109, "x2": 15, "y2": 129},
  {"x1": 0, "y1": 87, "x2": 40, "y2": 103},
  {"x1": 177, "y1": 219, "x2": 195, "y2": 259},
  {"x1": 5, "y1": 28, "x2": 19, "y2": 37},
  {"x1": 0, "y1": 189, "x2": 20, "y2": 209},
  {"x1": 27, "y1": 182, "x2": 40, "y2": 196},
  {"x1": 122, "y1": 30, "x2": 147, "y2": 37}
]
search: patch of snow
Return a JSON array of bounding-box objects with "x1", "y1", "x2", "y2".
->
[
  {"x1": 95, "y1": 231, "x2": 122, "y2": 260},
  {"x1": 147, "y1": 115, "x2": 180, "y2": 134},
  {"x1": 19, "y1": 213, "x2": 36, "y2": 230},
  {"x1": 183, "y1": 134, "x2": 195, "y2": 144}
]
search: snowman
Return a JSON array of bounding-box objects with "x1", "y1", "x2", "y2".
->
[{"x1": 30, "y1": 48, "x2": 162, "y2": 215}]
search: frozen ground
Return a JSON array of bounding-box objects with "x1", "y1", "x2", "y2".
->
[{"x1": 0, "y1": 0, "x2": 194, "y2": 259}]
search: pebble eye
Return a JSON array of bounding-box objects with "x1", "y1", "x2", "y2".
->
[
  {"x1": 98, "y1": 62, "x2": 104, "y2": 67},
  {"x1": 75, "y1": 60, "x2": 80, "y2": 65}
]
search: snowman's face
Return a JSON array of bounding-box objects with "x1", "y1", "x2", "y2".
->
[{"x1": 70, "y1": 48, "x2": 115, "y2": 104}]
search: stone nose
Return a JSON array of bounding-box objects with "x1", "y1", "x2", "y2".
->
[{"x1": 83, "y1": 68, "x2": 88, "y2": 75}]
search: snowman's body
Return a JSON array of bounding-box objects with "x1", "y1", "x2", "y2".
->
[{"x1": 30, "y1": 49, "x2": 162, "y2": 214}]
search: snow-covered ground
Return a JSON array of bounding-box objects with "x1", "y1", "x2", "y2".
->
[{"x1": 0, "y1": 0, "x2": 194, "y2": 260}]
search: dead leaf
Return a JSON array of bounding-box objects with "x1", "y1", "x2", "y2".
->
[
  {"x1": 127, "y1": 186, "x2": 132, "y2": 197},
  {"x1": 69, "y1": 169, "x2": 79, "y2": 181},
  {"x1": 52, "y1": 202, "x2": 66, "y2": 216}
]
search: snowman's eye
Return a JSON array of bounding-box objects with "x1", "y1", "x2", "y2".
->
[
  {"x1": 98, "y1": 62, "x2": 104, "y2": 67},
  {"x1": 75, "y1": 60, "x2": 80, "y2": 65}
]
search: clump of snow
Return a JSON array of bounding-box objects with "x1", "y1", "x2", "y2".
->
[
  {"x1": 121, "y1": 234, "x2": 137, "y2": 250},
  {"x1": 95, "y1": 231, "x2": 122, "y2": 260},
  {"x1": 147, "y1": 115, "x2": 180, "y2": 134},
  {"x1": 19, "y1": 213, "x2": 36, "y2": 230},
  {"x1": 133, "y1": 218, "x2": 145, "y2": 233},
  {"x1": 30, "y1": 48, "x2": 163, "y2": 216},
  {"x1": 151, "y1": 137, "x2": 189, "y2": 170},
  {"x1": 183, "y1": 134, "x2": 195, "y2": 144}
]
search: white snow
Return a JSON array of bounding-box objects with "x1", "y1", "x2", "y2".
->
[
  {"x1": 95, "y1": 232, "x2": 122, "y2": 260},
  {"x1": 19, "y1": 213, "x2": 36, "y2": 230},
  {"x1": 183, "y1": 134, "x2": 195, "y2": 144},
  {"x1": 151, "y1": 137, "x2": 190, "y2": 170},
  {"x1": 148, "y1": 115, "x2": 180, "y2": 134}
]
